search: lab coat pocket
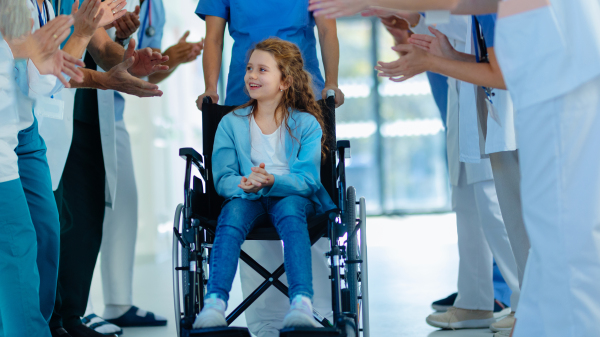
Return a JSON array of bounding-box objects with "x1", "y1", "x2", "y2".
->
[{"x1": 495, "y1": 1, "x2": 565, "y2": 109}]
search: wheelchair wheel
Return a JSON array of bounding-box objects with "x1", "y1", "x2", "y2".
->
[
  {"x1": 344, "y1": 187, "x2": 359, "y2": 331},
  {"x1": 172, "y1": 204, "x2": 184, "y2": 337}
]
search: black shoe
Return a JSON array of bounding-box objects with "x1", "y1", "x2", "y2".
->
[
  {"x1": 431, "y1": 292, "x2": 457, "y2": 312},
  {"x1": 494, "y1": 299, "x2": 510, "y2": 314},
  {"x1": 50, "y1": 327, "x2": 73, "y2": 337},
  {"x1": 67, "y1": 324, "x2": 117, "y2": 337}
]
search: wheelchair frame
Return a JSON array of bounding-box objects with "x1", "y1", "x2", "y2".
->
[{"x1": 172, "y1": 93, "x2": 370, "y2": 337}]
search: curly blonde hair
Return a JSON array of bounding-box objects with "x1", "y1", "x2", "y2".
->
[{"x1": 237, "y1": 37, "x2": 330, "y2": 157}]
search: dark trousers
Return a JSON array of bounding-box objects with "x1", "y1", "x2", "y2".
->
[{"x1": 51, "y1": 119, "x2": 105, "y2": 328}]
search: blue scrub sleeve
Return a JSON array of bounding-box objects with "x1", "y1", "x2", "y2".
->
[
  {"x1": 476, "y1": 14, "x2": 497, "y2": 48},
  {"x1": 196, "y1": 0, "x2": 229, "y2": 21}
]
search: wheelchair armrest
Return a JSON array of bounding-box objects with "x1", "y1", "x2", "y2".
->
[
  {"x1": 179, "y1": 147, "x2": 207, "y2": 180},
  {"x1": 337, "y1": 140, "x2": 350, "y2": 149}
]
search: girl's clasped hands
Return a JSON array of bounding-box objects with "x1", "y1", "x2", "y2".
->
[{"x1": 238, "y1": 163, "x2": 275, "y2": 193}]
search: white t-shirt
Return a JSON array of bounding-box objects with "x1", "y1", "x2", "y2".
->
[{"x1": 250, "y1": 115, "x2": 290, "y2": 176}]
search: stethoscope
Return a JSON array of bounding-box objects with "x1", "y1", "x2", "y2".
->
[{"x1": 138, "y1": 0, "x2": 154, "y2": 48}]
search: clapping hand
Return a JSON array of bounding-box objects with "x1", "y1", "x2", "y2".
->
[
  {"x1": 111, "y1": 6, "x2": 141, "y2": 40},
  {"x1": 124, "y1": 38, "x2": 169, "y2": 77},
  {"x1": 163, "y1": 31, "x2": 204, "y2": 68},
  {"x1": 375, "y1": 44, "x2": 430, "y2": 82},
  {"x1": 238, "y1": 163, "x2": 274, "y2": 193},
  {"x1": 97, "y1": 0, "x2": 128, "y2": 28},
  {"x1": 409, "y1": 26, "x2": 457, "y2": 59},
  {"x1": 29, "y1": 15, "x2": 85, "y2": 86}
]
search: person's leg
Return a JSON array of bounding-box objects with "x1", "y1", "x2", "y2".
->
[
  {"x1": 194, "y1": 198, "x2": 267, "y2": 329},
  {"x1": 101, "y1": 121, "x2": 138, "y2": 312},
  {"x1": 51, "y1": 120, "x2": 106, "y2": 331},
  {"x1": 0, "y1": 178, "x2": 51, "y2": 337},
  {"x1": 239, "y1": 240, "x2": 287, "y2": 337},
  {"x1": 268, "y1": 196, "x2": 315, "y2": 301},
  {"x1": 268, "y1": 196, "x2": 318, "y2": 328},
  {"x1": 453, "y1": 170, "x2": 494, "y2": 311},
  {"x1": 427, "y1": 167, "x2": 496, "y2": 329},
  {"x1": 206, "y1": 198, "x2": 267, "y2": 303},
  {"x1": 16, "y1": 117, "x2": 61, "y2": 322},
  {"x1": 513, "y1": 77, "x2": 600, "y2": 337},
  {"x1": 472, "y1": 179, "x2": 520, "y2": 312},
  {"x1": 488, "y1": 150, "x2": 529, "y2": 288}
]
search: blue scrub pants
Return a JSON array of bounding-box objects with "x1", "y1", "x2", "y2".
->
[
  {"x1": 0, "y1": 116, "x2": 59, "y2": 336},
  {"x1": 0, "y1": 178, "x2": 51, "y2": 337},
  {"x1": 16, "y1": 117, "x2": 61, "y2": 322}
]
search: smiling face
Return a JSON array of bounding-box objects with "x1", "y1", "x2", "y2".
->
[{"x1": 244, "y1": 49, "x2": 286, "y2": 102}]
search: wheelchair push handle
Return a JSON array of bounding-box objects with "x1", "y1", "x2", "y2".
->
[
  {"x1": 203, "y1": 96, "x2": 213, "y2": 105},
  {"x1": 326, "y1": 89, "x2": 336, "y2": 99}
]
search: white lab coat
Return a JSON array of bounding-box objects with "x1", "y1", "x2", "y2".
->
[
  {"x1": 411, "y1": 15, "x2": 493, "y2": 185},
  {"x1": 24, "y1": 0, "x2": 77, "y2": 191},
  {"x1": 495, "y1": 1, "x2": 600, "y2": 336},
  {"x1": 0, "y1": 38, "x2": 31, "y2": 183},
  {"x1": 412, "y1": 16, "x2": 521, "y2": 312},
  {"x1": 97, "y1": 0, "x2": 141, "y2": 208}
]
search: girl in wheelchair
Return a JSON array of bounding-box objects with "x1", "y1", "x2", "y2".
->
[{"x1": 193, "y1": 38, "x2": 337, "y2": 330}]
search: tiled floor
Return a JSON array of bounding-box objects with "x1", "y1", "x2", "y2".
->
[{"x1": 89, "y1": 213, "x2": 500, "y2": 337}]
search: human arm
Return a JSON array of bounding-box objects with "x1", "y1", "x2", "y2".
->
[
  {"x1": 87, "y1": 28, "x2": 168, "y2": 76},
  {"x1": 376, "y1": 41, "x2": 505, "y2": 89},
  {"x1": 309, "y1": 0, "x2": 458, "y2": 19},
  {"x1": 409, "y1": 26, "x2": 475, "y2": 62},
  {"x1": 148, "y1": 32, "x2": 204, "y2": 84},
  {"x1": 6, "y1": 15, "x2": 84, "y2": 87},
  {"x1": 212, "y1": 120, "x2": 246, "y2": 198},
  {"x1": 110, "y1": 5, "x2": 141, "y2": 44},
  {"x1": 68, "y1": 58, "x2": 163, "y2": 97},
  {"x1": 196, "y1": 15, "x2": 226, "y2": 109},
  {"x1": 315, "y1": 16, "x2": 344, "y2": 107}
]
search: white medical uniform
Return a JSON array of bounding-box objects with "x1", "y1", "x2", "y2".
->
[
  {"x1": 24, "y1": 0, "x2": 77, "y2": 192},
  {"x1": 412, "y1": 15, "x2": 520, "y2": 311},
  {"x1": 0, "y1": 40, "x2": 29, "y2": 184},
  {"x1": 495, "y1": 0, "x2": 600, "y2": 336}
]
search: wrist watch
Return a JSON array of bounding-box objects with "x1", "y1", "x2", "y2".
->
[{"x1": 115, "y1": 36, "x2": 132, "y2": 47}]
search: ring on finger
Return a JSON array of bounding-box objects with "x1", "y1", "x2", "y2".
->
[{"x1": 53, "y1": 34, "x2": 58, "y2": 39}]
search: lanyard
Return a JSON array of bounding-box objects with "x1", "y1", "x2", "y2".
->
[{"x1": 34, "y1": 0, "x2": 49, "y2": 27}]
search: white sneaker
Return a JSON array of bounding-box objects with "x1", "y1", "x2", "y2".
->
[
  {"x1": 490, "y1": 312, "x2": 515, "y2": 332},
  {"x1": 426, "y1": 306, "x2": 496, "y2": 329},
  {"x1": 192, "y1": 297, "x2": 227, "y2": 329},
  {"x1": 494, "y1": 330, "x2": 511, "y2": 337},
  {"x1": 282, "y1": 295, "x2": 320, "y2": 328}
]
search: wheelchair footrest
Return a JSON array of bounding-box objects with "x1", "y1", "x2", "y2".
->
[
  {"x1": 280, "y1": 327, "x2": 341, "y2": 337},
  {"x1": 185, "y1": 326, "x2": 251, "y2": 337}
]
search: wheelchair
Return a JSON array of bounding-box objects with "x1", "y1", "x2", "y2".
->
[{"x1": 172, "y1": 92, "x2": 371, "y2": 337}]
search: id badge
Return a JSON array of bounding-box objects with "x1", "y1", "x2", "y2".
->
[
  {"x1": 34, "y1": 96, "x2": 64, "y2": 120},
  {"x1": 485, "y1": 98, "x2": 502, "y2": 127}
]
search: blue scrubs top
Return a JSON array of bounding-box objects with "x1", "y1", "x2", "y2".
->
[
  {"x1": 196, "y1": 0, "x2": 325, "y2": 106},
  {"x1": 115, "y1": 0, "x2": 165, "y2": 122},
  {"x1": 473, "y1": 14, "x2": 497, "y2": 61}
]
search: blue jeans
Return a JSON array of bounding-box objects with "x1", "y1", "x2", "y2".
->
[{"x1": 207, "y1": 196, "x2": 316, "y2": 304}]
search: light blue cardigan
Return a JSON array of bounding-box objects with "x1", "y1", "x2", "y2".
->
[{"x1": 212, "y1": 106, "x2": 336, "y2": 214}]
